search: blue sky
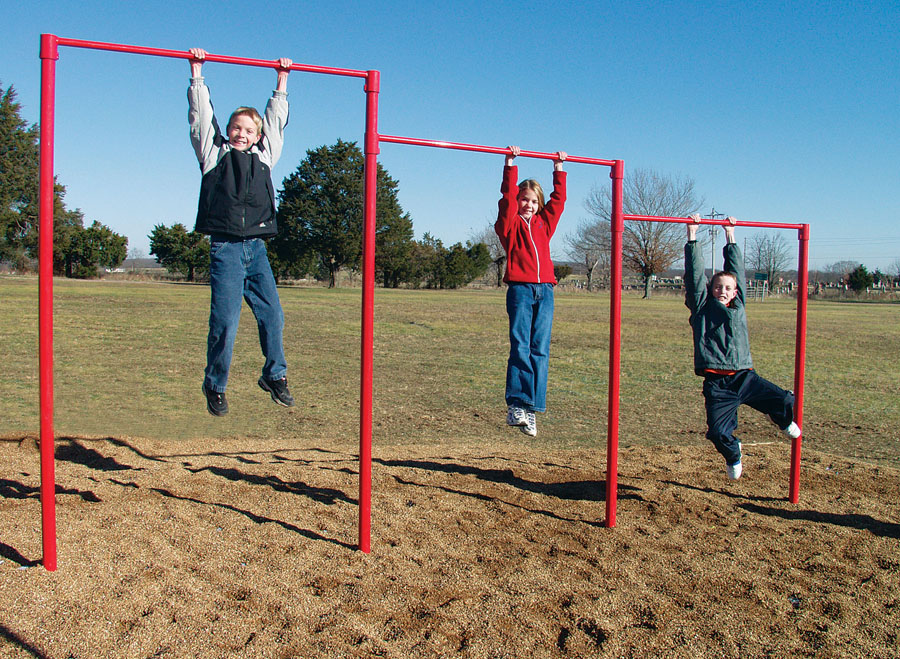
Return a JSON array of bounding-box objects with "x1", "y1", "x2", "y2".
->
[{"x1": 4, "y1": 1, "x2": 899, "y2": 271}]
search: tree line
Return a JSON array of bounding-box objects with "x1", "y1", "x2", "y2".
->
[
  {"x1": 0, "y1": 82, "x2": 489, "y2": 287},
  {"x1": 0, "y1": 83, "x2": 127, "y2": 277},
  {"x1": 4, "y1": 77, "x2": 894, "y2": 291},
  {"x1": 563, "y1": 167, "x2": 900, "y2": 296}
]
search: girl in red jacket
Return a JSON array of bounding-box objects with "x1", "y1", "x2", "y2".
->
[{"x1": 494, "y1": 145, "x2": 567, "y2": 436}]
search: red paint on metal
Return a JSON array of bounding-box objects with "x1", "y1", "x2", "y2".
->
[
  {"x1": 38, "y1": 34, "x2": 59, "y2": 571},
  {"x1": 790, "y1": 225, "x2": 810, "y2": 503},
  {"x1": 606, "y1": 161, "x2": 625, "y2": 528},
  {"x1": 379, "y1": 134, "x2": 616, "y2": 166},
  {"x1": 53, "y1": 36, "x2": 369, "y2": 78},
  {"x1": 359, "y1": 71, "x2": 380, "y2": 554},
  {"x1": 378, "y1": 133, "x2": 620, "y2": 527},
  {"x1": 623, "y1": 214, "x2": 805, "y2": 231},
  {"x1": 622, "y1": 213, "x2": 810, "y2": 504},
  {"x1": 34, "y1": 34, "x2": 811, "y2": 563},
  {"x1": 37, "y1": 34, "x2": 375, "y2": 567}
]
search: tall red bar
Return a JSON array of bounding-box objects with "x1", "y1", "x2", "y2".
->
[
  {"x1": 789, "y1": 225, "x2": 810, "y2": 503},
  {"x1": 38, "y1": 34, "x2": 59, "y2": 571},
  {"x1": 359, "y1": 71, "x2": 380, "y2": 553},
  {"x1": 379, "y1": 134, "x2": 616, "y2": 166},
  {"x1": 52, "y1": 36, "x2": 369, "y2": 78},
  {"x1": 605, "y1": 161, "x2": 625, "y2": 527}
]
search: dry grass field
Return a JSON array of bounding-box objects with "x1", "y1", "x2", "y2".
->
[{"x1": 1, "y1": 277, "x2": 898, "y2": 657}]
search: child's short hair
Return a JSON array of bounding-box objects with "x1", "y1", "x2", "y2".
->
[
  {"x1": 518, "y1": 179, "x2": 546, "y2": 212},
  {"x1": 711, "y1": 271, "x2": 739, "y2": 287},
  {"x1": 227, "y1": 106, "x2": 263, "y2": 135}
]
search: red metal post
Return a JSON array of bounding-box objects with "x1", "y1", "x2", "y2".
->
[
  {"x1": 789, "y1": 224, "x2": 810, "y2": 503},
  {"x1": 359, "y1": 71, "x2": 380, "y2": 553},
  {"x1": 605, "y1": 161, "x2": 625, "y2": 527},
  {"x1": 38, "y1": 33, "x2": 59, "y2": 572}
]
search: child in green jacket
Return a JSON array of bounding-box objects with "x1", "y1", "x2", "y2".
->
[{"x1": 685, "y1": 214, "x2": 800, "y2": 480}]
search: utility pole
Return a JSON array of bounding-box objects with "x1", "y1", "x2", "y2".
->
[{"x1": 706, "y1": 208, "x2": 725, "y2": 271}]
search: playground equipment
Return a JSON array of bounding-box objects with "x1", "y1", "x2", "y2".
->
[
  {"x1": 36, "y1": 35, "x2": 808, "y2": 571},
  {"x1": 38, "y1": 34, "x2": 377, "y2": 570}
]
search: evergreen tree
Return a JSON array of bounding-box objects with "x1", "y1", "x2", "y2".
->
[
  {"x1": 149, "y1": 223, "x2": 210, "y2": 281},
  {"x1": 847, "y1": 264, "x2": 874, "y2": 292},
  {"x1": 416, "y1": 234, "x2": 491, "y2": 289},
  {"x1": 1, "y1": 81, "x2": 128, "y2": 276},
  {"x1": 0, "y1": 83, "x2": 39, "y2": 268},
  {"x1": 274, "y1": 139, "x2": 414, "y2": 287},
  {"x1": 375, "y1": 181, "x2": 414, "y2": 289}
]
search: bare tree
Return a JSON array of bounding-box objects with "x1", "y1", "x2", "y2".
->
[
  {"x1": 565, "y1": 218, "x2": 610, "y2": 290},
  {"x1": 585, "y1": 168, "x2": 703, "y2": 298},
  {"x1": 888, "y1": 258, "x2": 900, "y2": 284},
  {"x1": 745, "y1": 232, "x2": 791, "y2": 284},
  {"x1": 470, "y1": 220, "x2": 506, "y2": 287},
  {"x1": 127, "y1": 247, "x2": 145, "y2": 273},
  {"x1": 825, "y1": 260, "x2": 861, "y2": 285}
]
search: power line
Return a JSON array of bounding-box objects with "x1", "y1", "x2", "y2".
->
[{"x1": 706, "y1": 208, "x2": 725, "y2": 271}]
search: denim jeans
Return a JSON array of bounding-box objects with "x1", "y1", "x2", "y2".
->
[
  {"x1": 204, "y1": 237, "x2": 286, "y2": 392},
  {"x1": 505, "y1": 283, "x2": 554, "y2": 412},
  {"x1": 703, "y1": 369, "x2": 795, "y2": 465}
]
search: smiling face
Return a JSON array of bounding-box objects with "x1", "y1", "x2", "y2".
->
[
  {"x1": 226, "y1": 114, "x2": 261, "y2": 151},
  {"x1": 711, "y1": 273, "x2": 738, "y2": 306},
  {"x1": 515, "y1": 179, "x2": 545, "y2": 222},
  {"x1": 516, "y1": 188, "x2": 540, "y2": 221}
]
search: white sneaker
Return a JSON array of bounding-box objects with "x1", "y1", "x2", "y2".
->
[
  {"x1": 771, "y1": 414, "x2": 802, "y2": 439},
  {"x1": 506, "y1": 405, "x2": 527, "y2": 426},
  {"x1": 781, "y1": 422, "x2": 802, "y2": 439},
  {"x1": 520, "y1": 411, "x2": 537, "y2": 437},
  {"x1": 726, "y1": 461, "x2": 743, "y2": 480}
]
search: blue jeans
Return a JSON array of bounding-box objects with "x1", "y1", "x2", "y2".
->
[
  {"x1": 204, "y1": 237, "x2": 287, "y2": 392},
  {"x1": 703, "y1": 370, "x2": 795, "y2": 465},
  {"x1": 505, "y1": 283, "x2": 554, "y2": 412}
]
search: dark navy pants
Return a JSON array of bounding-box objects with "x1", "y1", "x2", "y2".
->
[{"x1": 702, "y1": 369, "x2": 794, "y2": 465}]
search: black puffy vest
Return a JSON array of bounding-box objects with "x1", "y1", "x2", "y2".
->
[{"x1": 195, "y1": 148, "x2": 277, "y2": 239}]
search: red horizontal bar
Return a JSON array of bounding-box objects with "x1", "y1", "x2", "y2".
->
[
  {"x1": 52, "y1": 36, "x2": 368, "y2": 79},
  {"x1": 624, "y1": 214, "x2": 806, "y2": 231},
  {"x1": 379, "y1": 134, "x2": 616, "y2": 167}
]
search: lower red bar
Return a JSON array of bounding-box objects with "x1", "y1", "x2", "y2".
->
[
  {"x1": 624, "y1": 214, "x2": 805, "y2": 231},
  {"x1": 379, "y1": 134, "x2": 616, "y2": 166}
]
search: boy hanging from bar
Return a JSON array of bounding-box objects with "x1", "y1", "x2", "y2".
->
[
  {"x1": 188, "y1": 48, "x2": 295, "y2": 416},
  {"x1": 684, "y1": 214, "x2": 801, "y2": 480}
]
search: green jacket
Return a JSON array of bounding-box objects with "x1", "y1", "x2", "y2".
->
[{"x1": 684, "y1": 241, "x2": 754, "y2": 375}]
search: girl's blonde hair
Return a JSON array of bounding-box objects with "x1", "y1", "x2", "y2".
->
[
  {"x1": 518, "y1": 179, "x2": 546, "y2": 212},
  {"x1": 227, "y1": 106, "x2": 263, "y2": 135}
]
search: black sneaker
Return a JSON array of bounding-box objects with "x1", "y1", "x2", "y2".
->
[
  {"x1": 202, "y1": 383, "x2": 228, "y2": 416},
  {"x1": 258, "y1": 376, "x2": 294, "y2": 407}
]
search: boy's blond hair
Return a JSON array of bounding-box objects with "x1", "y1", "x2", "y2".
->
[
  {"x1": 518, "y1": 179, "x2": 546, "y2": 212},
  {"x1": 711, "y1": 271, "x2": 739, "y2": 288},
  {"x1": 227, "y1": 106, "x2": 263, "y2": 135}
]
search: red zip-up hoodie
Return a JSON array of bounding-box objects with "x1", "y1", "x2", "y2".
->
[{"x1": 494, "y1": 165, "x2": 567, "y2": 284}]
